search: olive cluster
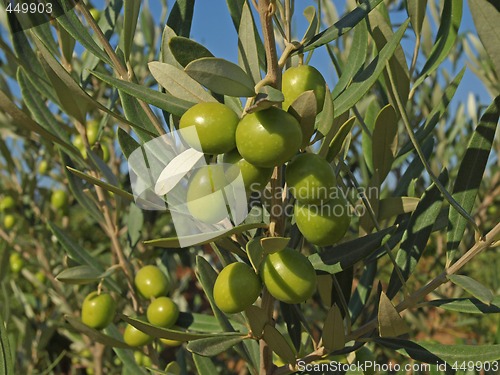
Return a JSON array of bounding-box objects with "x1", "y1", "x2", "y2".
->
[
  {"x1": 81, "y1": 265, "x2": 182, "y2": 347},
  {"x1": 214, "y1": 247, "x2": 317, "y2": 314}
]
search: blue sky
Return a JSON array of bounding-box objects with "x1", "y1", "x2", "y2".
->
[
  {"x1": 0, "y1": 0, "x2": 492, "y2": 111},
  {"x1": 146, "y1": 0, "x2": 491, "y2": 107}
]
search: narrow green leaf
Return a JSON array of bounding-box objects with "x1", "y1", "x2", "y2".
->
[
  {"x1": 169, "y1": 36, "x2": 214, "y2": 67},
  {"x1": 0, "y1": 311, "x2": 14, "y2": 375},
  {"x1": 348, "y1": 262, "x2": 377, "y2": 324},
  {"x1": 57, "y1": 21, "x2": 76, "y2": 64},
  {"x1": 377, "y1": 197, "x2": 420, "y2": 221},
  {"x1": 378, "y1": 292, "x2": 410, "y2": 337},
  {"x1": 398, "y1": 68, "x2": 465, "y2": 157},
  {"x1": 413, "y1": 0, "x2": 463, "y2": 90},
  {"x1": 247, "y1": 237, "x2": 265, "y2": 272},
  {"x1": 160, "y1": 26, "x2": 183, "y2": 68},
  {"x1": 9, "y1": 27, "x2": 55, "y2": 102},
  {"x1": 145, "y1": 223, "x2": 268, "y2": 248},
  {"x1": 333, "y1": 20, "x2": 410, "y2": 115},
  {"x1": 48, "y1": 223, "x2": 121, "y2": 293},
  {"x1": 91, "y1": 70, "x2": 195, "y2": 117},
  {"x1": 302, "y1": 0, "x2": 384, "y2": 52},
  {"x1": 117, "y1": 128, "x2": 141, "y2": 159},
  {"x1": 185, "y1": 57, "x2": 256, "y2": 97},
  {"x1": 426, "y1": 296, "x2": 500, "y2": 314},
  {"x1": 326, "y1": 116, "x2": 356, "y2": 161},
  {"x1": 394, "y1": 137, "x2": 435, "y2": 196},
  {"x1": 262, "y1": 325, "x2": 296, "y2": 365},
  {"x1": 118, "y1": 91, "x2": 158, "y2": 141},
  {"x1": 55, "y1": 4, "x2": 112, "y2": 65},
  {"x1": 177, "y1": 312, "x2": 247, "y2": 333},
  {"x1": 447, "y1": 97, "x2": 500, "y2": 263},
  {"x1": 244, "y1": 306, "x2": 268, "y2": 339},
  {"x1": 226, "y1": 0, "x2": 266, "y2": 71},
  {"x1": 0, "y1": 90, "x2": 76, "y2": 155},
  {"x1": 66, "y1": 167, "x2": 134, "y2": 201},
  {"x1": 16, "y1": 68, "x2": 74, "y2": 151},
  {"x1": 36, "y1": 39, "x2": 87, "y2": 123},
  {"x1": 149, "y1": 61, "x2": 216, "y2": 103},
  {"x1": 301, "y1": 6, "x2": 319, "y2": 44},
  {"x1": 121, "y1": 315, "x2": 245, "y2": 341},
  {"x1": 387, "y1": 170, "x2": 448, "y2": 298},
  {"x1": 33, "y1": 35, "x2": 142, "y2": 132},
  {"x1": 375, "y1": 338, "x2": 500, "y2": 364},
  {"x1": 448, "y1": 275, "x2": 494, "y2": 305},
  {"x1": 369, "y1": 8, "x2": 410, "y2": 107},
  {"x1": 322, "y1": 304, "x2": 345, "y2": 352},
  {"x1": 167, "y1": 0, "x2": 195, "y2": 38},
  {"x1": 372, "y1": 104, "x2": 398, "y2": 183},
  {"x1": 308, "y1": 226, "x2": 397, "y2": 274},
  {"x1": 122, "y1": 0, "x2": 141, "y2": 60},
  {"x1": 331, "y1": 20, "x2": 368, "y2": 98},
  {"x1": 55, "y1": 266, "x2": 103, "y2": 284},
  {"x1": 316, "y1": 89, "x2": 336, "y2": 140},
  {"x1": 193, "y1": 354, "x2": 218, "y2": 375},
  {"x1": 469, "y1": 0, "x2": 500, "y2": 78},
  {"x1": 81, "y1": 0, "x2": 123, "y2": 82},
  {"x1": 407, "y1": 0, "x2": 428, "y2": 38},
  {"x1": 61, "y1": 152, "x2": 104, "y2": 223},
  {"x1": 187, "y1": 336, "x2": 246, "y2": 357},
  {"x1": 238, "y1": 1, "x2": 261, "y2": 84},
  {"x1": 65, "y1": 317, "x2": 130, "y2": 348}
]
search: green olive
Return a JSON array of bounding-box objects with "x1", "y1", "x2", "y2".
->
[
  {"x1": 213, "y1": 262, "x2": 261, "y2": 314},
  {"x1": 179, "y1": 102, "x2": 239, "y2": 155},
  {"x1": 261, "y1": 248, "x2": 317, "y2": 304},
  {"x1": 282, "y1": 65, "x2": 326, "y2": 112},
  {"x1": 235, "y1": 107, "x2": 302, "y2": 168},
  {"x1": 294, "y1": 196, "x2": 351, "y2": 246}
]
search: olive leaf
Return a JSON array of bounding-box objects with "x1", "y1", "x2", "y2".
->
[
  {"x1": 378, "y1": 292, "x2": 410, "y2": 337},
  {"x1": 185, "y1": 57, "x2": 256, "y2": 97},
  {"x1": 447, "y1": 275, "x2": 494, "y2": 305},
  {"x1": 322, "y1": 304, "x2": 345, "y2": 352}
]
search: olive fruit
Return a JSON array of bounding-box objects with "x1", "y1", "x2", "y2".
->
[
  {"x1": 236, "y1": 107, "x2": 302, "y2": 168},
  {"x1": 294, "y1": 196, "x2": 351, "y2": 247},
  {"x1": 3, "y1": 214, "x2": 15, "y2": 229},
  {"x1": 123, "y1": 322, "x2": 153, "y2": 347},
  {"x1": 282, "y1": 65, "x2": 326, "y2": 112},
  {"x1": 86, "y1": 120, "x2": 100, "y2": 146},
  {"x1": 51, "y1": 190, "x2": 68, "y2": 210},
  {"x1": 134, "y1": 265, "x2": 170, "y2": 299},
  {"x1": 38, "y1": 160, "x2": 49, "y2": 175},
  {"x1": 179, "y1": 102, "x2": 239, "y2": 155},
  {"x1": 261, "y1": 248, "x2": 317, "y2": 304},
  {"x1": 223, "y1": 149, "x2": 273, "y2": 192},
  {"x1": 146, "y1": 297, "x2": 179, "y2": 328},
  {"x1": 9, "y1": 253, "x2": 24, "y2": 273},
  {"x1": 81, "y1": 292, "x2": 116, "y2": 329},
  {"x1": 286, "y1": 153, "x2": 335, "y2": 204},
  {"x1": 213, "y1": 262, "x2": 261, "y2": 314},
  {"x1": 186, "y1": 165, "x2": 230, "y2": 224},
  {"x1": 0, "y1": 196, "x2": 15, "y2": 211}
]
